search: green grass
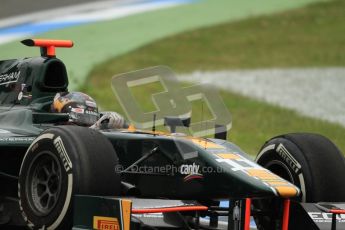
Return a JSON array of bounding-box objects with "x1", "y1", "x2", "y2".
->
[
  {"x1": 223, "y1": 91, "x2": 345, "y2": 155},
  {"x1": 0, "y1": 0, "x2": 322, "y2": 90},
  {"x1": 83, "y1": 0, "x2": 345, "y2": 155},
  {"x1": 130, "y1": 81, "x2": 165, "y2": 113}
]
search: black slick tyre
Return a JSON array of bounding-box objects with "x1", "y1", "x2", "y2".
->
[
  {"x1": 254, "y1": 133, "x2": 345, "y2": 230},
  {"x1": 18, "y1": 126, "x2": 120, "y2": 229},
  {"x1": 256, "y1": 133, "x2": 345, "y2": 202}
]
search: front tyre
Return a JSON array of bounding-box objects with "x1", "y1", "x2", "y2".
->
[
  {"x1": 256, "y1": 133, "x2": 345, "y2": 202},
  {"x1": 18, "y1": 126, "x2": 121, "y2": 229},
  {"x1": 254, "y1": 133, "x2": 345, "y2": 230}
]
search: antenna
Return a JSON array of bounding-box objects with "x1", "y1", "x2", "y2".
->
[
  {"x1": 152, "y1": 114, "x2": 156, "y2": 134},
  {"x1": 201, "y1": 100, "x2": 207, "y2": 149}
]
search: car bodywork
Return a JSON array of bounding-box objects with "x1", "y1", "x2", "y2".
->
[{"x1": 0, "y1": 39, "x2": 344, "y2": 230}]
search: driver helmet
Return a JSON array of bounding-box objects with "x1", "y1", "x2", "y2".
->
[{"x1": 51, "y1": 92, "x2": 99, "y2": 126}]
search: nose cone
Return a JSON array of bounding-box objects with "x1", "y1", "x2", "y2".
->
[
  {"x1": 181, "y1": 137, "x2": 300, "y2": 199},
  {"x1": 203, "y1": 152, "x2": 300, "y2": 198},
  {"x1": 244, "y1": 168, "x2": 300, "y2": 198}
]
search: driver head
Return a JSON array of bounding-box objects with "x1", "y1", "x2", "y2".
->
[{"x1": 51, "y1": 92, "x2": 99, "y2": 126}]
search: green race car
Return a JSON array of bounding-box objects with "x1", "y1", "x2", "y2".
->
[{"x1": 0, "y1": 39, "x2": 345, "y2": 230}]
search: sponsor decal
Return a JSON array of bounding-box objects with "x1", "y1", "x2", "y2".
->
[
  {"x1": 93, "y1": 216, "x2": 120, "y2": 230},
  {"x1": 179, "y1": 163, "x2": 204, "y2": 182},
  {"x1": 180, "y1": 163, "x2": 200, "y2": 175},
  {"x1": 0, "y1": 137, "x2": 35, "y2": 142},
  {"x1": 54, "y1": 136, "x2": 73, "y2": 172},
  {"x1": 71, "y1": 107, "x2": 84, "y2": 114},
  {"x1": 308, "y1": 212, "x2": 345, "y2": 223},
  {"x1": 85, "y1": 110, "x2": 98, "y2": 116},
  {"x1": 0, "y1": 71, "x2": 20, "y2": 85},
  {"x1": 276, "y1": 144, "x2": 301, "y2": 174},
  {"x1": 183, "y1": 174, "x2": 203, "y2": 182},
  {"x1": 132, "y1": 213, "x2": 164, "y2": 218}
]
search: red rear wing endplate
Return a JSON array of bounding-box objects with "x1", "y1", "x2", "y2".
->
[{"x1": 21, "y1": 39, "x2": 73, "y2": 57}]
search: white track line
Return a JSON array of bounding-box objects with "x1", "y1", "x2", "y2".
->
[
  {"x1": 0, "y1": 0, "x2": 132, "y2": 29},
  {"x1": 181, "y1": 68, "x2": 345, "y2": 127},
  {"x1": 0, "y1": 0, "x2": 190, "y2": 45}
]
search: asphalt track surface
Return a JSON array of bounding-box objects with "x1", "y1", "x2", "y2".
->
[{"x1": 1, "y1": 0, "x2": 98, "y2": 19}]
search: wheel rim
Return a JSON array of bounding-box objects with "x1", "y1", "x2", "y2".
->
[{"x1": 26, "y1": 151, "x2": 62, "y2": 216}]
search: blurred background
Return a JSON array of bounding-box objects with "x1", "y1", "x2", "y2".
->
[{"x1": 1, "y1": 0, "x2": 344, "y2": 155}]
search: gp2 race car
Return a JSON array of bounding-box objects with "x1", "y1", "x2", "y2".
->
[{"x1": 0, "y1": 39, "x2": 345, "y2": 230}]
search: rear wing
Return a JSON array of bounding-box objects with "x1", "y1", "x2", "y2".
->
[{"x1": 21, "y1": 39, "x2": 73, "y2": 57}]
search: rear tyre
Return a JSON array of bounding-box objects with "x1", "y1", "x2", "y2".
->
[
  {"x1": 254, "y1": 133, "x2": 345, "y2": 230},
  {"x1": 18, "y1": 126, "x2": 121, "y2": 229}
]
